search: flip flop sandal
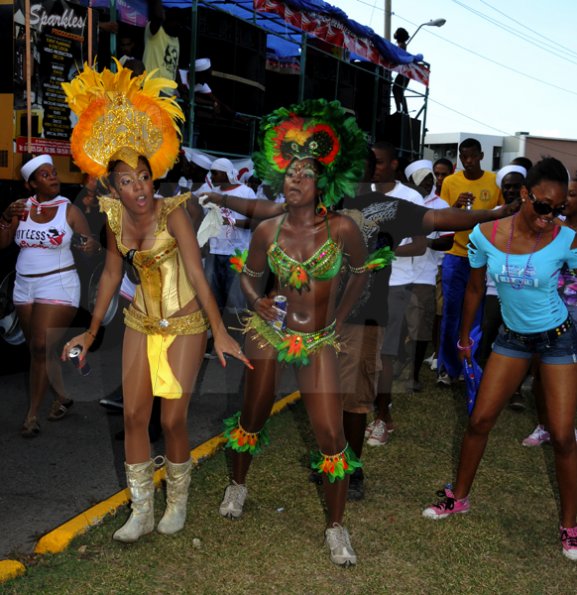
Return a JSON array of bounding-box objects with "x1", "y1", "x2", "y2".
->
[
  {"x1": 48, "y1": 399, "x2": 74, "y2": 421},
  {"x1": 21, "y1": 416, "x2": 40, "y2": 438}
]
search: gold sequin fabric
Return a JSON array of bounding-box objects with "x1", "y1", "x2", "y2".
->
[
  {"x1": 100, "y1": 194, "x2": 200, "y2": 320},
  {"x1": 124, "y1": 305, "x2": 208, "y2": 336}
]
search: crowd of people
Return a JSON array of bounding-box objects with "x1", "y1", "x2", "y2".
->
[{"x1": 2, "y1": 53, "x2": 577, "y2": 568}]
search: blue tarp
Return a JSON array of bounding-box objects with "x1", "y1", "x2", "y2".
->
[{"x1": 88, "y1": 0, "x2": 423, "y2": 65}]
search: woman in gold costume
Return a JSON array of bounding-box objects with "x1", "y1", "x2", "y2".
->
[{"x1": 61, "y1": 61, "x2": 250, "y2": 542}]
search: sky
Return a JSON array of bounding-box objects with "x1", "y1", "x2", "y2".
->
[{"x1": 327, "y1": 0, "x2": 577, "y2": 140}]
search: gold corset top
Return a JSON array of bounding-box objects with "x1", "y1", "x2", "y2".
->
[{"x1": 99, "y1": 194, "x2": 196, "y2": 320}]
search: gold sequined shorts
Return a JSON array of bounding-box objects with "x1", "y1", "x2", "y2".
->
[
  {"x1": 243, "y1": 313, "x2": 339, "y2": 357},
  {"x1": 124, "y1": 305, "x2": 209, "y2": 336}
]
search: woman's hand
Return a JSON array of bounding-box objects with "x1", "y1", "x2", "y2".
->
[
  {"x1": 3, "y1": 199, "x2": 28, "y2": 221},
  {"x1": 72, "y1": 234, "x2": 101, "y2": 256},
  {"x1": 457, "y1": 336, "x2": 474, "y2": 365},
  {"x1": 253, "y1": 296, "x2": 276, "y2": 321},
  {"x1": 61, "y1": 332, "x2": 95, "y2": 362},
  {"x1": 213, "y1": 330, "x2": 253, "y2": 370}
]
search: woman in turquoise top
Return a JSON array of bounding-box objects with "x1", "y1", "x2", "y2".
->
[
  {"x1": 422, "y1": 158, "x2": 577, "y2": 561},
  {"x1": 219, "y1": 100, "x2": 372, "y2": 567}
]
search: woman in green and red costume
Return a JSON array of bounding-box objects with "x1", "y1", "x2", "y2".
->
[{"x1": 219, "y1": 100, "x2": 387, "y2": 567}]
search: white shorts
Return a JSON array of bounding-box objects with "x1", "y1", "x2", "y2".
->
[{"x1": 14, "y1": 269, "x2": 81, "y2": 307}]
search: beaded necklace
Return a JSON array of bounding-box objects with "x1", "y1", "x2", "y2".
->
[{"x1": 504, "y1": 214, "x2": 542, "y2": 290}]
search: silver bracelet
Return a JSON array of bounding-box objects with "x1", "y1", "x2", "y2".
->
[
  {"x1": 242, "y1": 265, "x2": 264, "y2": 278},
  {"x1": 348, "y1": 264, "x2": 366, "y2": 274}
]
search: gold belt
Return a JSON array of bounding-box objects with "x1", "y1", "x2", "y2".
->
[{"x1": 124, "y1": 306, "x2": 209, "y2": 336}]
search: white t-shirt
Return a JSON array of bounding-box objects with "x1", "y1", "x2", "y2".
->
[
  {"x1": 412, "y1": 193, "x2": 452, "y2": 286},
  {"x1": 199, "y1": 183, "x2": 257, "y2": 255},
  {"x1": 386, "y1": 182, "x2": 425, "y2": 286}
]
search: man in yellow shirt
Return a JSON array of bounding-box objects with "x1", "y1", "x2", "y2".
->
[
  {"x1": 143, "y1": 0, "x2": 180, "y2": 86},
  {"x1": 437, "y1": 138, "x2": 503, "y2": 384}
]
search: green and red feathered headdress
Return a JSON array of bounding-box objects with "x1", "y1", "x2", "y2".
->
[{"x1": 253, "y1": 99, "x2": 367, "y2": 207}]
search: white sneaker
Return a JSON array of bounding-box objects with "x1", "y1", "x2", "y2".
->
[
  {"x1": 219, "y1": 482, "x2": 248, "y2": 519},
  {"x1": 367, "y1": 419, "x2": 389, "y2": 447},
  {"x1": 430, "y1": 358, "x2": 438, "y2": 371},
  {"x1": 522, "y1": 425, "x2": 550, "y2": 447},
  {"x1": 437, "y1": 371, "x2": 452, "y2": 386},
  {"x1": 324, "y1": 524, "x2": 357, "y2": 566},
  {"x1": 424, "y1": 352, "x2": 436, "y2": 366}
]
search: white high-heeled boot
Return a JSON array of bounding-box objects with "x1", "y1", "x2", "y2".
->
[
  {"x1": 113, "y1": 460, "x2": 155, "y2": 543},
  {"x1": 157, "y1": 458, "x2": 192, "y2": 535}
]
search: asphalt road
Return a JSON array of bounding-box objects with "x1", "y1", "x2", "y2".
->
[{"x1": 0, "y1": 317, "x2": 296, "y2": 560}]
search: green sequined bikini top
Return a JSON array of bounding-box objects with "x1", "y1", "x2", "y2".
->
[{"x1": 267, "y1": 214, "x2": 343, "y2": 291}]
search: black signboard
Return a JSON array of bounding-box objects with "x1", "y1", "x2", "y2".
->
[{"x1": 14, "y1": 0, "x2": 97, "y2": 145}]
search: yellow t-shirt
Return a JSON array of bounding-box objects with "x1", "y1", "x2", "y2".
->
[
  {"x1": 142, "y1": 22, "x2": 179, "y2": 84},
  {"x1": 441, "y1": 170, "x2": 503, "y2": 257}
]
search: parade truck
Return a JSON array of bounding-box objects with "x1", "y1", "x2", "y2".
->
[
  {"x1": 0, "y1": 0, "x2": 430, "y2": 176},
  {"x1": 0, "y1": 0, "x2": 97, "y2": 184}
]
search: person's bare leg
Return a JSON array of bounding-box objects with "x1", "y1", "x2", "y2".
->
[
  {"x1": 541, "y1": 362, "x2": 577, "y2": 528},
  {"x1": 298, "y1": 349, "x2": 348, "y2": 526},
  {"x1": 231, "y1": 334, "x2": 278, "y2": 484},
  {"x1": 375, "y1": 354, "x2": 394, "y2": 426},
  {"x1": 122, "y1": 328, "x2": 154, "y2": 463},
  {"x1": 17, "y1": 302, "x2": 76, "y2": 420},
  {"x1": 452, "y1": 354, "x2": 531, "y2": 499}
]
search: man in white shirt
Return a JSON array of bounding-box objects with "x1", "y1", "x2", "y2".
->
[
  {"x1": 199, "y1": 158, "x2": 257, "y2": 317},
  {"x1": 403, "y1": 160, "x2": 453, "y2": 392},
  {"x1": 366, "y1": 142, "x2": 427, "y2": 447}
]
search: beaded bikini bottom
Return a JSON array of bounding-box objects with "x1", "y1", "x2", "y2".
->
[{"x1": 243, "y1": 313, "x2": 339, "y2": 367}]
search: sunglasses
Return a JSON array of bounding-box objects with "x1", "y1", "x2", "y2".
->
[
  {"x1": 528, "y1": 193, "x2": 566, "y2": 218},
  {"x1": 123, "y1": 249, "x2": 141, "y2": 285}
]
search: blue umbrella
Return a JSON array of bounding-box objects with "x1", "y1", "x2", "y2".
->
[
  {"x1": 463, "y1": 357, "x2": 483, "y2": 415},
  {"x1": 462, "y1": 325, "x2": 483, "y2": 416}
]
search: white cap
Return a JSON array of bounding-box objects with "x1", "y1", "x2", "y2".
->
[
  {"x1": 182, "y1": 147, "x2": 213, "y2": 171},
  {"x1": 210, "y1": 158, "x2": 239, "y2": 184},
  {"x1": 195, "y1": 58, "x2": 211, "y2": 72},
  {"x1": 496, "y1": 165, "x2": 527, "y2": 189},
  {"x1": 405, "y1": 159, "x2": 433, "y2": 187},
  {"x1": 21, "y1": 154, "x2": 53, "y2": 182}
]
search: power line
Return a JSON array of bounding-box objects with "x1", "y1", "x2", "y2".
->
[
  {"x1": 451, "y1": 0, "x2": 577, "y2": 67},
  {"x1": 393, "y1": 14, "x2": 577, "y2": 98},
  {"x1": 479, "y1": 0, "x2": 577, "y2": 60}
]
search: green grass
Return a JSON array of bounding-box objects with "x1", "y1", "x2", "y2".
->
[{"x1": 4, "y1": 370, "x2": 577, "y2": 594}]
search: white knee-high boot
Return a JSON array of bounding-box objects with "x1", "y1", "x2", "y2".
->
[
  {"x1": 157, "y1": 458, "x2": 192, "y2": 535},
  {"x1": 113, "y1": 460, "x2": 155, "y2": 543}
]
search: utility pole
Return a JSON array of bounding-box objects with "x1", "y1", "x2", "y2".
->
[{"x1": 384, "y1": 0, "x2": 391, "y2": 40}]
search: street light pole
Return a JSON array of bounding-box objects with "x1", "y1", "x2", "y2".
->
[
  {"x1": 407, "y1": 18, "x2": 446, "y2": 45},
  {"x1": 384, "y1": 0, "x2": 392, "y2": 40}
]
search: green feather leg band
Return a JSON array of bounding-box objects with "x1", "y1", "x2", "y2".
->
[
  {"x1": 310, "y1": 443, "x2": 362, "y2": 483},
  {"x1": 223, "y1": 411, "x2": 270, "y2": 455}
]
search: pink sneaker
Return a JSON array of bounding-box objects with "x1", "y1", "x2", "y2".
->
[
  {"x1": 364, "y1": 419, "x2": 376, "y2": 439},
  {"x1": 522, "y1": 425, "x2": 550, "y2": 447},
  {"x1": 367, "y1": 419, "x2": 389, "y2": 447},
  {"x1": 422, "y1": 487, "x2": 470, "y2": 520},
  {"x1": 560, "y1": 526, "x2": 577, "y2": 560}
]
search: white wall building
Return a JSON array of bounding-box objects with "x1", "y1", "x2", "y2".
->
[{"x1": 423, "y1": 131, "x2": 577, "y2": 175}]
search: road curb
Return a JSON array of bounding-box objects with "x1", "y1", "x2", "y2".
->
[{"x1": 0, "y1": 390, "x2": 301, "y2": 584}]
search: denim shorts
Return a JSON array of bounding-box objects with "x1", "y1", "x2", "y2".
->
[{"x1": 492, "y1": 322, "x2": 577, "y2": 364}]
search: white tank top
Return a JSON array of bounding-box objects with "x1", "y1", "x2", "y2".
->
[{"x1": 15, "y1": 197, "x2": 75, "y2": 275}]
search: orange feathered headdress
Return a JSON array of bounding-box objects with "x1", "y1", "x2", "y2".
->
[{"x1": 62, "y1": 59, "x2": 184, "y2": 180}]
